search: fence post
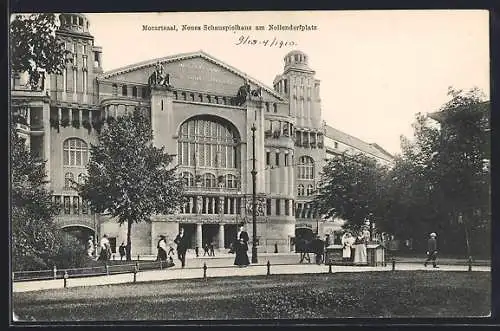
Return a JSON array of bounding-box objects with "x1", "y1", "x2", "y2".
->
[
  {"x1": 105, "y1": 263, "x2": 109, "y2": 275},
  {"x1": 203, "y1": 262, "x2": 207, "y2": 281},
  {"x1": 391, "y1": 258, "x2": 396, "y2": 271},
  {"x1": 468, "y1": 256, "x2": 472, "y2": 272},
  {"x1": 133, "y1": 262, "x2": 138, "y2": 283},
  {"x1": 63, "y1": 270, "x2": 69, "y2": 288},
  {"x1": 267, "y1": 260, "x2": 271, "y2": 276},
  {"x1": 53, "y1": 265, "x2": 57, "y2": 280}
]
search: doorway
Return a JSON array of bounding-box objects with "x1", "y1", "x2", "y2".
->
[{"x1": 202, "y1": 224, "x2": 219, "y2": 247}]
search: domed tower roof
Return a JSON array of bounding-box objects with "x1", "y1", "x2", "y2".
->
[
  {"x1": 283, "y1": 50, "x2": 312, "y2": 72},
  {"x1": 58, "y1": 13, "x2": 91, "y2": 35}
]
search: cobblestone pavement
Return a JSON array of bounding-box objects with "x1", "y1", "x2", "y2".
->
[{"x1": 12, "y1": 252, "x2": 490, "y2": 293}]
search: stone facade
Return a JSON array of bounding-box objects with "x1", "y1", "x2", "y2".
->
[{"x1": 11, "y1": 14, "x2": 393, "y2": 256}]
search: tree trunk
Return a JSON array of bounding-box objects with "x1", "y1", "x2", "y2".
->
[{"x1": 126, "y1": 219, "x2": 132, "y2": 261}]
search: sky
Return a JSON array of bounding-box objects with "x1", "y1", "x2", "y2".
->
[{"x1": 85, "y1": 10, "x2": 489, "y2": 155}]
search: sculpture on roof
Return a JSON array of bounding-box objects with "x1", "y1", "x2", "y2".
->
[
  {"x1": 234, "y1": 79, "x2": 263, "y2": 106},
  {"x1": 148, "y1": 62, "x2": 171, "y2": 88}
]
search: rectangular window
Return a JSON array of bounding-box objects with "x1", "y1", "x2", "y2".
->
[
  {"x1": 284, "y1": 79, "x2": 288, "y2": 93},
  {"x1": 63, "y1": 196, "x2": 71, "y2": 214},
  {"x1": 266, "y1": 152, "x2": 270, "y2": 166},
  {"x1": 82, "y1": 198, "x2": 88, "y2": 214},
  {"x1": 292, "y1": 200, "x2": 295, "y2": 216},
  {"x1": 276, "y1": 199, "x2": 281, "y2": 216},
  {"x1": 285, "y1": 199, "x2": 290, "y2": 216},
  {"x1": 273, "y1": 104, "x2": 277, "y2": 113},
  {"x1": 266, "y1": 198, "x2": 271, "y2": 216},
  {"x1": 83, "y1": 71, "x2": 87, "y2": 94},
  {"x1": 72, "y1": 196, "x2": 79, "y2": 214},
  {"x1": 73, "y1": 70, "x2": 77, "y2": 93},
  {"x1": 63, "y1": 69, "x2": 68, "y2": 92},
  {"x1": 236, "y1": 198, "x2": 241, "y2": 215},
  {"x1": 275, "y1": 152, "x2": 280, "y2": 167},
  {"x1": 284, "y1": 154, "x2": 289, "y2": 166}
]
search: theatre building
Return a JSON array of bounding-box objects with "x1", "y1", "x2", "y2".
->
[{"x1": 11, "y1": 13, "x2": 393, "y2": 256}]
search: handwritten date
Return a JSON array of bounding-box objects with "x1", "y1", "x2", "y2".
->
[{"x1": 235, "y1": 35, "x2": 296, "y2": 48}]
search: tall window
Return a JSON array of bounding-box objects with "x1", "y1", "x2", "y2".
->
[
  {"x1": 298, "y1": 156, "x2": 314, "y2": 180},
  {"x1": 297, "y1": 184, "x2": 305, "y2": 196},
  {"x1": 203, "y1": 173, "x2": 217, "y2": 188},
  {"x1": 275, "y1": 152, "x2": 280, "y2": 166},
  {"x1": 178, "y1": 117, "x2": 241, "y2": 169},
  {"x1": 182, "y1": 172, "x2": 194, "y2": 187},
  {"x1": 226, "y1": 174, "x2": 238, "y2": 189},
  {"x1": 307, "y1": 184, "x2": 314, "y2": 196},
  {"x1": 122, "y1": 85, "x2": 128, "y2": 96},
  {"x1": 64, "y1": 172, "x2": 74, "y2": 188},
  {"x1": 63, "y1": 138, "x2": 89, "y2": 166},
  {"x1": 285, "y1": 199, "x2": 290, "y2": 216},
  {"x1": 266, "y1": 198, "x2": 271, "y2": 215},
  {"x1": 275, "y1": 199, "x2": 281, "y2": 216},
  {"x1": 132, "y1": 86, "x2": 137, "y2": 97},
  {"x1": 266, "y1": 151, "x2": 270, "y2": 166}
]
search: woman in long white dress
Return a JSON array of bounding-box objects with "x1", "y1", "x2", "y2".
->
[
  {"x1": 341, "y1": 232, "x2": 353, "y2": 262},
  {"x1": 353, "y1": 228, "x2": 369, "y2": 265}
]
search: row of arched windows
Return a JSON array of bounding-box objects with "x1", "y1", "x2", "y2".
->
[
  {"x1": 64, "y1": 172, "x2": 86, "y2": 188},
  {"x1": 297, "y1": 184, "x2": 315, "y2": 196}
]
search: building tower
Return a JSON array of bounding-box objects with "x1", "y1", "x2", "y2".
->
[{"x1": 274, "y1": 50, "x2": 326, "y2": 236}]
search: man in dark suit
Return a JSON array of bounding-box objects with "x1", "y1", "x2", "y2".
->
[
  {"x1": 424, "y1": 232, "x2": 439, "y2": 268},
  {"x1": 174, "y1": 227, "x2": 190, "y2": 268}
]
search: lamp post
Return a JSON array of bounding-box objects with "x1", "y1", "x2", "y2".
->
[{"x1": 251, "y1": 123, "x2": 258, "y2": 264}]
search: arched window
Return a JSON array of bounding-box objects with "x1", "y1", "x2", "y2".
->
[
  {"x1": 78, "y1": 173, "x2": 86, "y2": 184},
  {"x1": 298, "y1": 184, "x2": 305, "y2": 196},
  {"x1": 307, "y1": 184, "x2": 314, "y2": 196},
  {"x1": 226, "y1": 174, "x2": 238, "y2": 189},
  {"x1": 64, "y1": 172, "x2": 74, "y2": 188},
  {"x1": 182, "y1": 172, "x2": 194, "y2": 187},
  {"x1": 122, "y1": 85, "x2": 128, "y2": 96},
  {"x1": 298, "y1": 156, "x2": 314, "y2": 180},
  {"x1": 203, "y1": 173, "x2": 217, "y2": 188},
  {"x1": 177, "y1": 116, "x2": 241, "y2": 170},
  {"x1": 63, "y1": 138, "x2": 89, "y2": 166}
]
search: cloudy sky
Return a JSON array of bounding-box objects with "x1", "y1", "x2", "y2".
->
[{"x1": 85, "y1": 10, "x2": 489, "y2": 155}]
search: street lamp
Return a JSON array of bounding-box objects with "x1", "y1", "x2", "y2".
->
[{"x1": 251, "y1": 123, "x2": 258, "y2": 264}]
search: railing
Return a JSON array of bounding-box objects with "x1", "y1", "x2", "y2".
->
[{"x1": 13, "y1": 259, "x2": 174, "y2": 282}]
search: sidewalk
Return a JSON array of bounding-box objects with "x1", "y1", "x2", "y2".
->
[{"x1": 12, "y1": 259, "x2": 490, "y2": 293}]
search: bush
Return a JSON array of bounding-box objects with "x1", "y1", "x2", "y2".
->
[{"x1": 49, "y1": 232, "x2": 89, "y2": 270}]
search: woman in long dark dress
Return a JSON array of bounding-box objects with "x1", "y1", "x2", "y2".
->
[{"x1": 234, "y1": 223, "x2": 250, "y2": 267}]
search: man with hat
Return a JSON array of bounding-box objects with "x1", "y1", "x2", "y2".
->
[{"x1": 424, "y1": 232, "x2": 439, "y2": 268}]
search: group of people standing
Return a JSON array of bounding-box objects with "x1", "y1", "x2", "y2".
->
[{"x1": 341, "y1": 226, "x2": 371, "y2": 265}]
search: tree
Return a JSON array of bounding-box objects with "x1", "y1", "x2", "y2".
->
[
  {"x1": 77, "y1": 110, "x2": 186, "y2": 261},
  {"x1": 10, "y1": 13, "x2": 69, "y2": 88},
  {"x1": 10, "y1": 123, "x2": 61, "y2": 271},
  {"x1": 383, "y1": 87, "x2": 490, "y2": 255},
  {"x1": 314, "y1": 152, "x2": 389, "y2": 233},
  {"x1": 430, "y1": 87, "x2": 490, "y2": 256}
]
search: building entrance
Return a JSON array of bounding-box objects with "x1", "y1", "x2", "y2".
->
[
  {"x1": 202, "y1": 224, "x2": 219, "y2": 248},
  {"x1": 224, "y1": 224, "x2": 238, "y2": 249},
  {"x1": 179, "y1": 223, "x2": 196, "y2": 249}
]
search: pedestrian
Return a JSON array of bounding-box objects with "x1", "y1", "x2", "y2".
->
[
  {"x1": 312, "y1": 235, "x2": 324, "y2": 264},
  {"x1": 298, "y1": 237, "x2": 311, "y2": 263},
  {"x1": 341, "y1": 232, "x2": 353, "y2": 262},
  {"x1": 209, "y1": 241, "x2": 215, "y2": 257},
  {"x1": 118, "y1": 242, "x2": 126, "y2": 261},
  {"x1": 157, "y1": 235, "x2": 168, "y2": 262},
  {"x1": 87, "y1": 236, "x2": 95, "y2": 258},
  {"x1": 174, "y1": 227, "x2": 189, "y2": 268},
  {"x1": 98, "y1": 234, "x2": 111, "y2": 262},
  {"x1": 424, "y1": 232, "x2": 439, "y2": 268},
  {"x1": 234, "y1": 223, "x2": 250, "y2": 267}
]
